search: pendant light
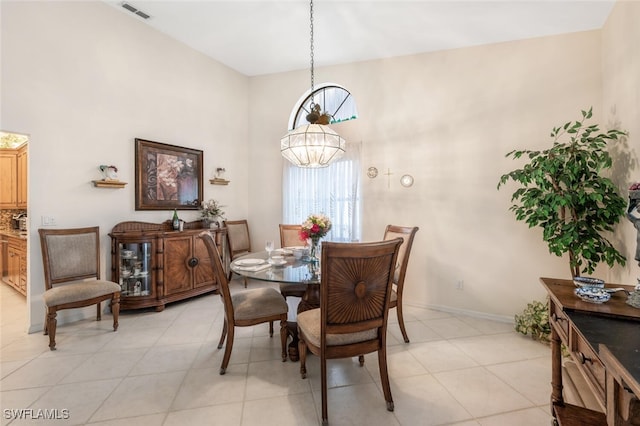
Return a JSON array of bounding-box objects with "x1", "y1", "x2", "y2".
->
[{"x1": 280, "y1": 0, "x2": 346, "y2": 168}]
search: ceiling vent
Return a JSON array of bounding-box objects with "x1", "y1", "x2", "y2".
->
[{"x1": 120, "y1": 2, "x2": 151, "y2": 20}]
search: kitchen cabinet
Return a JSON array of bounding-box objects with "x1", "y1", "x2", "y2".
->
[
  {"x1": 5, "y1": 235, "x2": 26, "y2": 296},
  {"x1": 0, "y1": 144, "x2": 27, "y2": 209},
  {"x1": 17, "y1": 146, "x2": 27, "y2": 208},
  {"x1": 0, "y1": 150, "x2": 18, "y2": 208},
  {"x1": 109, "y1": 220, "x2": 227, "y2": 311}
]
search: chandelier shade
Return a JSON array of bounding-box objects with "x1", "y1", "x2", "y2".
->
[
  {"x1": 280, "y1": 0, "x2": 346, "y2": 168},
  {"x1": 280, "y1": 123, "x2": 345, "y2": 168}
]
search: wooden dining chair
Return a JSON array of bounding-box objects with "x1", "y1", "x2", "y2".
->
[
  {"x1": 199, "y1": 231, "x2": 288, "y2": 374},
  {"x1": 278, "y1": 224, "x2": 307, "y2": 299},
  {"x1": 223, "y1": 219, "x2": 252, "y2": 287},
  {"x1": 297, "y1": 238, "x2": 403, "y2": 425},
  {"x1": 383, "y1": 225, "x2": 419, "y2": 343},
  {"x1": 38, "y1": 226, "x2": 121, "y2": 350},
  {"x1": 279, "y1": 224, "x2": 304, "y2": 248}
]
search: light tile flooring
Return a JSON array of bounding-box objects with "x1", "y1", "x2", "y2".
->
[{"x1": 1, "y1": 280, "x2": 553, "y2": 425}]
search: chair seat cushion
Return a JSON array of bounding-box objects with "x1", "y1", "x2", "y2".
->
[
  {"x1": 43, "y1": 280, "x2": 120, "y2": 307},
  {"x1": 232, "y1": 287, "x2": 288, "y2": 321},
  {"x1": 297, "y1": 308, "x2": 377, "y2": 347}
]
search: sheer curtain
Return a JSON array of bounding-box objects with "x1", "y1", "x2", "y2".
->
[{"x1": 282, "y1": 141, "x2": 362, "y2": 242}]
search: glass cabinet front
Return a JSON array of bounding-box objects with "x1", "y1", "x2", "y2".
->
[{"x1": 118, "y1": 242, "x2": 152, "y2": 297}]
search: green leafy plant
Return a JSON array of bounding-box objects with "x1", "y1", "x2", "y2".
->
[
  {"x1": 498, "y1": 107, "x2": 627, "y2": 277},
  {"x1": 514, "y1": 299, "x2": 551, "y2": 343}
]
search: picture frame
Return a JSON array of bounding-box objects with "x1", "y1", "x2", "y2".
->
[{"x1": 135, "y1": 138, "x2": 203, "y2": 211}]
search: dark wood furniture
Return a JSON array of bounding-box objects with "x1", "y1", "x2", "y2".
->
[
  {"x1": 383, "y1": 224, "x2": 419, "y2": 343},
  {"x1": 229, "y1": 250, "x2": 321, "y2": 361},
  {"x1": 297, "y1": 239, "x2": 403, "y2": 425},
  {"x1": 540, "y1": 277, "x2": 640, "y2": 426},
  {"x1": 223, "y1": 219, "x2": 252, "y2": 286},
  {"x1": 278, "y1": 224, "x2": 307, "y2": 299},
  {"x1": 109, "y1": 220, "x2": 227, "y2": 312},
  {"x1": 199, "y1": 232, "x2": 288, "y2": 374},
  {"x1": 39, "y1": 227, "x2": 120, "y2": 350}
]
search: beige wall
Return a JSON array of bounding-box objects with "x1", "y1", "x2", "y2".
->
[
  {"x1": 2, "y1": 1, "x2": 638, "y2": 331},
  {"x1": 249, "y1": 28, "x2": 637, "y2": 320},
  {"x1": 1, "y1": 1, "x2": 250, "y2": 331},
  {"x1": 601, "y1": 1, "x2": 640, "y2": 285}
]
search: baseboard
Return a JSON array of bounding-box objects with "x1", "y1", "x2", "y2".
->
[{"x1": 418, "y1": 303, "x2": 515, "y2": 324}]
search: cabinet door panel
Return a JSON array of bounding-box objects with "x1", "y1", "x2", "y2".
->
[
  {"x1": 164, "y1": 237, "x2": 192, "y2": 295},
  {"x1": 193, "y1": 237, "x2": 215, "y2": 288}
]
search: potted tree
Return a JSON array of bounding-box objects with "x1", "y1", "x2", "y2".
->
[{"x1": 498, "y1": 107, "x2": 627, "y2": 278}]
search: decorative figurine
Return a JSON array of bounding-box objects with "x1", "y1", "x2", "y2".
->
[{"x1": 99, "y1": 165, "x2": 118, "y2": 181}]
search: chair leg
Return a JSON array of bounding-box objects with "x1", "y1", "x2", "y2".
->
[
  {"x1": 279, "y1": 318, "x2": 287, "y2": 362},
  {"x1": 298, "y1": 333, "x2": 308, "y2": 379},
  {"x1": 358, "y1": 355, "x2": 365, "y2": 366},
  {"x1": 243, "y1": 276, "x2": 248, "y2": 288},
  {"x1": 96, "y1": 302, "x2": 102, "y2": 321},
  {"x1": 47, "y1": 309, "x2": 57, "y2": 350},
  {"x1": 218, "y1": 320, "x2": 228, "y2": 349},
  {"x1": 396, "y1": 300, "x2": 410, "y2": 343},
  {"x1": 377, "y1": 347, "x2": 394, "y2": 411},
  {"x1": 321, "y1": 355, "x2": 329, "y2": 424},
  {"x1": 43, "y1": 311, "x2": 48, "y2": 335},
  {"x1": 111, "y1": 294, "x2": 120, "y2": 331},
  {"x1": 269, "y1": 321, "x2": 274, "y2": 337},
  {"x1": 219, "y1": 324, "x2": 234, "y2": 375}
]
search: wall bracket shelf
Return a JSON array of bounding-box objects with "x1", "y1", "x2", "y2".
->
[
  {"x1": 92, "y1": 180, "x2": 127, "y2": 188},
  {"x1": 210, "y1": 178, "x2": 229, "y2": 185}
]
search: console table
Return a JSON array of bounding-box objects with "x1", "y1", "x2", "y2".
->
[{"x1": 540, "y1": 277, "x2": 640, "y2": 426}]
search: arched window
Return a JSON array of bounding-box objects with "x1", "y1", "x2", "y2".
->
[
  {"x1": 283, "y1": 84, "x2": 361, "y2": 243},
  {"x1": 287, "y1": 83, "x2": 358, "y2": 130}
]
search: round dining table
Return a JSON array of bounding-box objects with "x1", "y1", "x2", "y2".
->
[{"x1": 229, "y1": 249, "x2": 320, "y2": 361}]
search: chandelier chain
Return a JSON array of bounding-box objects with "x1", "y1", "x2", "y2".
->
[{"x1": 309, "y1": 0, "x2": 315, "y2": 95}]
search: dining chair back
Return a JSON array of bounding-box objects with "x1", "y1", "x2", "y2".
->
[
  {"x1": 223, "y1": 219, "x2": 252, "y2": 287},
  {"x1": 279, "y1": 224, "x2": 303, "y2": 248},
  {"x1": 199, "y1": 231, "x2": 288, "y2": 374},
  {"x1": 297, "y1": 238, "x2": 403, "y2": 424},
  {"x1": 278, "y1": 224, "x2": 307, "y2": 299},
  {"x1": 383, "y1": 224, "x2": 419, "y2": 343},
  {"x1": 38, "y1": 226, "x2": 120, "y2": 350}
]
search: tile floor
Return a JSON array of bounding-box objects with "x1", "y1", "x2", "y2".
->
[{"x1": 0, "y1": 280, "x2": 554, "y2": 425}]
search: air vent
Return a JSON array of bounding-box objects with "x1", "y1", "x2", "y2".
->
[{"x1": 120, "y1": 2, "x2": 151, "y2": 20}]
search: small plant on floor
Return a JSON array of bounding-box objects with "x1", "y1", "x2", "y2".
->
[{"x1": 514, "y1": 299, "x2": 551, "y2": 343}]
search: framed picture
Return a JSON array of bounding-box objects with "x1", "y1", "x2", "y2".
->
[{"x1": 135, "y1": 138, "x2": 203, "y2": 210}]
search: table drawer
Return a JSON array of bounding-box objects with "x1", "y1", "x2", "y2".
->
[
  {"x1": 570, "y1": 326, "x2": 605, "y2": 406},
  {"x1": 550, "y1": 300, "x2": 570, "y2": 342}
]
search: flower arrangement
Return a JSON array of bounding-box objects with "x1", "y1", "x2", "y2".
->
[
  {"x1": 299, "y1": 214, "x2": 332, "y2": 241},
  {"x1": 200, "y1": 199, "x2": 225, "y2": 220}
]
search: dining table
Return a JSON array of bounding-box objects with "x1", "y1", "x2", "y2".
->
[{"x1": 230, "y1": 248, "x2": 320, "y2": 361}]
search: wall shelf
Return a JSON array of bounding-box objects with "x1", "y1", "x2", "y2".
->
[
  {"x1": 92, "y1": 180, "x2": 127, "y2": 188},
  {"x1": 210, "y1": 178, "x2": 230, "y2": 185}
]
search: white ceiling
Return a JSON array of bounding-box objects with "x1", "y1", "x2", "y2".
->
[{"x1": 104, "y1": 0, "x2": 616, "y2": 77}]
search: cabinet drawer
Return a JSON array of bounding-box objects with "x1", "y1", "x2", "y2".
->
[
  {"x1": 550, "y1": 300, "x2": 570, "y2": 343},
  {"x1": 570, "y1": 326, "x2": 605, "y2": 405}
]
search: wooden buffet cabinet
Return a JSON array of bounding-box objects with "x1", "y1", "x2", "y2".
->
[
  {"x1": 541, "y1": 277, "x2": 640, "y2": 426},
  {"x1": 109, "y1": 221, "x2": 227, "y2": 311}
]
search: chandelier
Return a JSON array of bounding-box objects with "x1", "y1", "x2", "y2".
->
[{"x1": 280, "y1": 0, "x2": 346, "y2": 168}]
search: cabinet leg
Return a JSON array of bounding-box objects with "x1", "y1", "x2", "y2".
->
[{"x1": 155, "y1": 305, "x2": 165, "y2": 312}]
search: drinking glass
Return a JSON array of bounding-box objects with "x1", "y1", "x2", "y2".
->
[{"x1": 265, "y1": 240, "x2": 274, "y2": 259}]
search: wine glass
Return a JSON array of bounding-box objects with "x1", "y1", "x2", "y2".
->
[{"x1": 265, "y1": 240, "x2": 274, "y2": 260}]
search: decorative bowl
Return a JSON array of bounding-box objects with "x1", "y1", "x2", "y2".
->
[
  {"x1": 574, "y1": 287, "x2": 611, "y2": 304},
  {"x1": 573, "y1": 276, "x2": 605, "y2": 288}
]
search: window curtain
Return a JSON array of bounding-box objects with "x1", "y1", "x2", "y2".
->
[{"x1": 282, "y1": 141, "x2": 362, "y2": 243}]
